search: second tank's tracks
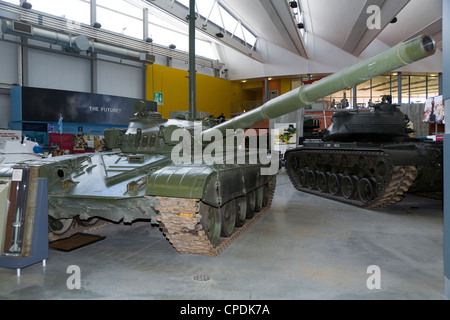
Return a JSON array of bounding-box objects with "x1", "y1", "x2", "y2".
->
[
  {"x1": 155, "y1": 179, "x2": 276, "y2": 256},
  {"x1": 285, "y1": 149, "x2": 418, "y2": 208}
]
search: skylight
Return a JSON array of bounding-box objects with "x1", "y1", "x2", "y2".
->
[{"x1": 176, "y1": 0, "x2": 257, "y2": 48}]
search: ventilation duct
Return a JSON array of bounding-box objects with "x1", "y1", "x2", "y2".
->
[{"x1": 1, "y1": 19, "x2": 155, "y2": 64}]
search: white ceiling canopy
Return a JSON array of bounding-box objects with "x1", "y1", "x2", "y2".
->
[{"x1": 221, "y1": 0, "x2": 442, "y2": 58}]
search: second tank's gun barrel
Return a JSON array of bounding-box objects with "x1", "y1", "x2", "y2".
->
[{"x1": 202, "y1": 34, "x2": 436, "y2": 138}]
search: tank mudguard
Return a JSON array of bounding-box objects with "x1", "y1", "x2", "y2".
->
[{"x1": 145, "y1": 164, "x2": 271, "y2": 207}]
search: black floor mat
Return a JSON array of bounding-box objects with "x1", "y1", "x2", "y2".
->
[{"x1": 49, "y1": 233, "x2": 106, "y2": 252}]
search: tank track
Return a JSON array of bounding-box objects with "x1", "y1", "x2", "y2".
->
[
  {"x1": 285, "y1": 149, "x2": 418, "y2": 208},
  {"x1": 155, "y1": 179, "x2": 276, "y2": 256}
]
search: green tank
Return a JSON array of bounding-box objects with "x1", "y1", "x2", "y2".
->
[{"x1": 0, "y1": 34, "x2": 436, "y2": 255}]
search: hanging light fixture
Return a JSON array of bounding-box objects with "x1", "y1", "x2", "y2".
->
[
  {"x1": 20, "y1": 1, "x2": 32, "y2": 9},
  {"x1": 91, "y1": 22, "x2": 102, "y2": 28}
]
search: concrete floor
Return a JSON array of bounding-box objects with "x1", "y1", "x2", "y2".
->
[{"x1": 0, "y1": 170, "x2": 445, "y2": 300}]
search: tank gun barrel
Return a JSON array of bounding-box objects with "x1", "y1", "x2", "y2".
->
[{"x1": 203, "y1": 34, "x2": 436, "y2": 138}]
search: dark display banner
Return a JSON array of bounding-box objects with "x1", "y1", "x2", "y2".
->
[{"x1": 14, "y1": 87, "x2": 156, "y2": 126}]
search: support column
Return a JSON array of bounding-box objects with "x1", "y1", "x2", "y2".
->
[
  {"x1": 188, "y1": 0, "x2": 196, "y2": 121},
  {"x1": 143, "y1": 8, "x2": 149, "y2": 101},
  {"x1": 408, "y1": 75, "x2": 411, "y2": 104},
  {"x1": 264, "y1": 77, "x2": 269, "y2": 103},
  {"x1": 143, "y1": 8, "x2": 149, "y2": 39},
  {"x1": 397, "y1": 72, "x2": 402, "y2": 104},
  {"x1": 443, "y1": 0, "x2": 450, "y2": 300},
  {"x1": 19, "y1": 38, "x2": 29, "y2": 86},
  {"x1": 90, "y1": 0, "x2": 98, "y2": 94}
]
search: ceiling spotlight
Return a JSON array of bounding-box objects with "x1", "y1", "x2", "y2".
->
[
  {"x1": 289, "y1": 1, "x2": 298, "y2": 9},
  {"x1": 169, "y1": 44, "x2": 176, "y2": 49},
  {"x1": 216, "y1": 32, "x2": 224, "y2": 38},
  {"x1": 91, "y1": 22, "x2": 101, "y2": 28},
  {"x1": 390, "y1": 17, "x2": 398, "y2": 24},
  {"x1": 20, "y1": 1, "x2": 32, "y2": 9},
  {"x1": 145, "y1": 37, "x2": 153, "y2": 43}
]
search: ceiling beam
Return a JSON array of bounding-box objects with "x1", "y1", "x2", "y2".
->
[
  {"x1": 406, "y1": 18, "x2": 442, "y2": 50},
  {"x1": 258, "y1": 0, "x2": 309, "y2": 59},
  {"x1": 343, "y1": 0, "x2": 410, "y2": 56}
]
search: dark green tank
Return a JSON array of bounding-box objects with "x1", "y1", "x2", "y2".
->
[
  {"x1": 285, "y1": 95, "x2": 443, "y2": 208},
  {"x1": 0, "y1": 35, "x2": 437, "y2": 254}
]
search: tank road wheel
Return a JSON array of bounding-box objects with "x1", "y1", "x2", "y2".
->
[
  {"x1": 374, "y1": 160, "x2": 389, "y2": 182},
  {"x1": 297, "y1": 169, "x2": 307, "y2": 187},
  {"x1": 221, "y1": 199, "x2": 237, "y2": 237},
  {"x1": 254, "y1": 186, "x2": 264, "y2": 212},
  {"x1": 328, "y1": 173, "x2": 341, "y2": 196},
  {"x1": 199, "y1": 203, "x2": 222, "y2": 247},
  {"x1": 341, "y1": 175, "x2": 357, "y2": 199},
  {"x1": 306, "y1": 170, "x2": 316, "y2": 190},
  {"x1": 357, "y1": 156, "x2": 367, "y2": 169},
  {"x1": 48, "y1": 217, "x2": 74, "y2": 235},
  {"x1": 235, "y1": 196, "x2": 247, "y2": 227},
  {"x1": 341, "y1": 155, "x2": 349, "y2": 168},
  {"x1": 358, "y1": 178, "x2": 377, "y2": 204},
  {"x1": 75, "y1": 216, "x2": 99, "y2": 227},
  {"x1": 375, "y1": 182, "x2": 384, "y2": 198},
  {"x1": 246, "y1": 191, "x2": 256, "y2": 219},
  {"x1": 317, "y1": 171, "x2": 328, "y2": 193}
]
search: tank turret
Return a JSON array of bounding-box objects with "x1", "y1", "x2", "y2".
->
[
  {"x1": 0, "y1": 35, "x2": 437, "y2": 256},
  {"x1": 324, "y1": 95, "x2": 414, "y2": 142},
  {"x1": 104, "y1": 100, "x2": 214, "y2": 154}
]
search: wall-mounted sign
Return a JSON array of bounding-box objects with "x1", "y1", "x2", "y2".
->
[{"x1": 0, "y1": 130, "x2": 21, "y2": 140}]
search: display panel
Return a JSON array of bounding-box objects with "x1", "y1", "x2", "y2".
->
[{"x1": 12, "y1": 86, "x2": 157, "y2": 126}]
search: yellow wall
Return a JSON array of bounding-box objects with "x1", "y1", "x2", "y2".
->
[
  {"x1": 280, "y1": 78, "x2": 292, "y2": 95},
  {"x1": 146, "y1": 64, "x2": 256, "y2": 119}
]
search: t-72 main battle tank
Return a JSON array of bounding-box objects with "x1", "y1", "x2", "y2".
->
[{"x1": 0, "y1": 34, "x2": 436, "y2": 256}]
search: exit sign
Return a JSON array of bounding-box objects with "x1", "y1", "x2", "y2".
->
[{"x1": 154, "y1": 92, "x2": 163, "y2": 105}]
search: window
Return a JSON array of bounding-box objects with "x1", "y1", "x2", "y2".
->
[
  {"x1": 176, "y1": 0, "x2": 257, "y2": 48},
  {"x1": 4, "y1": 0, "x2": 90, "y2": 24},
  {"x1": 97, "y1": 0, "x2": 143, "y2": 39}
]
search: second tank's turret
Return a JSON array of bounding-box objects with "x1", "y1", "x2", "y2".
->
[{"x1": 324, "y1": 95, "x2": 414, "y2": 142}]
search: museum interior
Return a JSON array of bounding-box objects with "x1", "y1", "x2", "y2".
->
[{"x1": 0, "y1": 0, "x2": 449, "y2": 303}]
